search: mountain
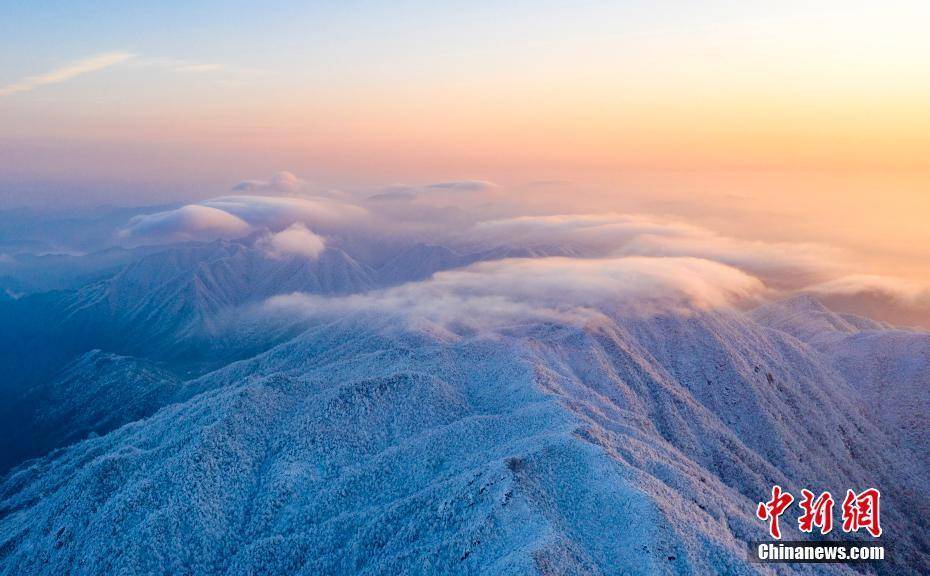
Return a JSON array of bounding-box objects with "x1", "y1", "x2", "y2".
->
[
  {"x1": 0, "y1": 205, "x2": 175, "y2": 256},
  {"x1": 0, "y1": 351, "x2": 182, "y2": 472},
  {"x1": 0, "y1": 240, "x2": 377, "y2": 395},
  {"x1": 0, "y1": 239, "x2": 380, "y2": 475},
  {"x1": 377, "y1": 244, "x2": 470, "y2": 285},
  {"x1": 0, "y1": 246, "x2": 164, "y2": 295},
  {"x1": 68, "y1": 240, "x2": 376, "y2": 344},
  {"x1": 467, "y1": 245, "x2": 583, "y2": 262},
  {"x1": 0, "y1": 237, "x2": 583, "y2": 401},
  {"x1": 751, "y1": 294, "x2": 887, "y2": 343},
  {"x1": 1, "y1": 306, "x2": 926, "y2": 575},
  {"x1": 753, "y1": 295, "x2": 930, "y2": 472},
  {"x1": 374, "y1": 244, "x2": 581, "y2": 287}
]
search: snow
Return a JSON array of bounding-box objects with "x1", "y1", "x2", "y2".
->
[
  {"x1": 1, "y1": 306, "x2": 928, "y2": 574},
  {"x1": 0, "y1": 240, "x2": 927, "y2": 575}
]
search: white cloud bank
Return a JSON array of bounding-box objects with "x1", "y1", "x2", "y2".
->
[
  {"x1": 232, "y1": 171, "x2": 304, "y2": 195},
  {"x1": 112, "y1": 171, "x2": 930, "y2": 329},
  {"x1": 369, "y1": 180, "x2": 500, "y2": 202},
  {"x1": 201, "y1": 195, "x2": 367, "y2": 230},
  {"x1": 804, "y1": 275, "x2": 930, "y2": 328},
  {"x1": 120, "y1": 194, "x2": 367, "y2": 246},
  {"x1": 257, "y1": 223, "x2": 326, "y2": 260},
  {"x1": 119, "y1": 205, "x2": 251, "y2": 244},
  {"x1": 265, "y1": 256, "x2": 766, "y2": 332},
  {"x1": 469, "y1": 214, "x2": 844, "y2": 289}
]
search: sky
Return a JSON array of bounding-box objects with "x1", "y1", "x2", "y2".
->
[{"x1": 1, "y1": 1, "x2": 929, "y2": 280}]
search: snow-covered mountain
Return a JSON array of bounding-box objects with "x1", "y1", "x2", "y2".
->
[
  {"x1": 1, "y1": 220, "x2": 928, "y2": 576},
  {"x1": 69, "y1": 240, "x2": 376, "y2": 341},
  {"x1": 753, "y1": 295, "x2": 930, "y2": 472},
  {"x1": 376, "y1": 244, "x2": 472, "y2": 285},
  {"x1": 0, "y1": 240, "x2": 378, "y2": 394},
  {"x1": 1, "y1": 303, "x2": 927, "y2": 575},
  {"x1": 0, "y1": 350, "x2": 182, "y2": 472},
  {"x1": 0, "y1": 237, "x2": 590, "y2": 392}
]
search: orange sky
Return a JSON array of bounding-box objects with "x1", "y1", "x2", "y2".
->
[{"x1": 1, "y1": 1, "x2": 928, "y2": 282}]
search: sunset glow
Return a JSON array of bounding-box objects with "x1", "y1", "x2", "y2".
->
[
  {"x1": 2, "y1": 5, "x2": 930, "y2": 574},
  {"x1": 2, "y1": 1, "x2": 929, "y2": 281}
]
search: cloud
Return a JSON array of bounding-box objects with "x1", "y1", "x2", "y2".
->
[
  {"x1": 370, "y1": 180, "x2": 500, "y2": 201},
  {"x1": 232, "y1": 171, "x2": 304, "y2": 195},
  {"x1": 257, "y1": 223, "x2": 326, "y2": 260},
  {"x1": 616, "y1": 234, "x2": 841, "y2": 289},
  {"x1": 359, "y1": 179, "x2": 510, "y2": 237},
  {"x1": 421, "y1": 180, "x2": 500, "y2": 193},
  {"x1": 119, "y1": 205, "x2": 251, "y2": 244},
  {"x1": 804, "y1": 275, "x2": 930, "y2": 329},
  {"x1": 201, "y1": 195, "x2": 367, "y2": 230},
  {"x1": 365, "y1": 180, "x2": 501, "y2": 210},
  {"x1": 264, "y1": 256, "x2": 766, "y2": 332},
  {"x1": 119, "y1": 194, "x2": 368, "y2": 246},
  {"x1": 127, "y1": 57, "x2": 224, "y2": 74},
  {"x1": 471, "y1": 214, "x2": 697, "y2": 249},
  {"x1": 469, "y1": 214, "x2": 843, "y2": 289},
  {"x1": 0, "y1": 52, "x2": 135, "y2": 97}
]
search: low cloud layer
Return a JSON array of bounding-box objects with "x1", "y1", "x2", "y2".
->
[
  {"x1": 107, "y1": 171, "x2": 929, "y2": 330},
  {"x1": 201, "y1": 195, "x2": 367, "y2": 230},
  {"x1": 232, "y1": 171, "x2": 304, "y2": 195},
  {"x1": 369, "y1": 180, "x2": 499, "y2": 202},
  {"x1": 265, "y1": 256, "x2": 766, "y2": 332},
  {"x1": 257, "y1": 223, "x2": 326, "y2": 260},
  {"x1": 469, "y1": 214, "x2": 843, "y2": 289},
  {"x1": 120, "y1": 205, "x2": 251, "y2": 244},
  {"x1": 120, "y1": 194, "x2": 367, "y2": 246},
  {"x1": 805, "y1": 275, "x2": 930, "y2": 328},
  {"x1": 360, "y1": 179, "x2": 508, "y2": 236}
]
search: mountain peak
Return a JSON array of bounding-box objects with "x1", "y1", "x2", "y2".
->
[{"x1": 750, "y1": 294, "x2": 859, "y2": 342}]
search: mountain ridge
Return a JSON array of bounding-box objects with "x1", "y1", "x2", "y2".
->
[{"x1": 1, "y1": 306, "x2": 926, "y2": 574}]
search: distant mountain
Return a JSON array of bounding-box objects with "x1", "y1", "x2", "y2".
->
[
  {"x1": 0, "y1": 351, "x2": 182, "y2": 472},
  {"x1": 0, "y1": 240, "x2": 377, "y2": 393},
  {"x1": 0, "y1": 204, "x2": 176, "y2": 256},
  {"x1": 0, "y1": 245, "x2": 163, "y2": 295},
  {"x1": 375, "y1": 243, "x2": 581, "y2": 286},
  {"x1": 0, "y1": 239, "x2": 585, "y2": 399},
  {"x1": 2, "y1": 307, "x2": 927, "y2": 574},
  {"x1": 467, "y1": 244, "x2": 583, "y2": 262},
  {"x1": 377, "y1": 244, "x2": 470, "y2": 285},
  {"x1": 70, "y1": 240, "x2": 376, "y2": 341}
]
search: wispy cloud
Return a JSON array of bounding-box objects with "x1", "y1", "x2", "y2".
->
[
  {"x1": 127, "y1": 57, "x2": 224, "y2": 74},
  {"x1": 0, "y1": 52, "x2": 135, "y2": 97},
  {"x1": 0, "y1": 52, "x2": 227, "y2": 98}
]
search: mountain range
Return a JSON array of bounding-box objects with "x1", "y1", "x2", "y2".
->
[{"x1": 0, "y1": 233, "x2": 927, "y2": 575}]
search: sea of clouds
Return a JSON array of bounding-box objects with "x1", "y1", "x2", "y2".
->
[{"x1": 76, "y1": 171, "x2": 930, "y2": 330}]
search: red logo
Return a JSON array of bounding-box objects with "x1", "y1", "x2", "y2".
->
[
  {"x1": 757, "y1": 486, "x2": 882, "y2": 539},
  {"x1": 842, "y1": 488, "x2": 882, "y2": 537},
  {"x1": 798, "y1": 489, "x2": 834, "y2": 534},
  {"x1": 757, "y1": 485, "x2": 794, "y2": 539}
]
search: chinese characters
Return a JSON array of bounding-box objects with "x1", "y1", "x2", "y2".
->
[{"x1": 756, "y1": 486, "x2": 882, "y2": 539}]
